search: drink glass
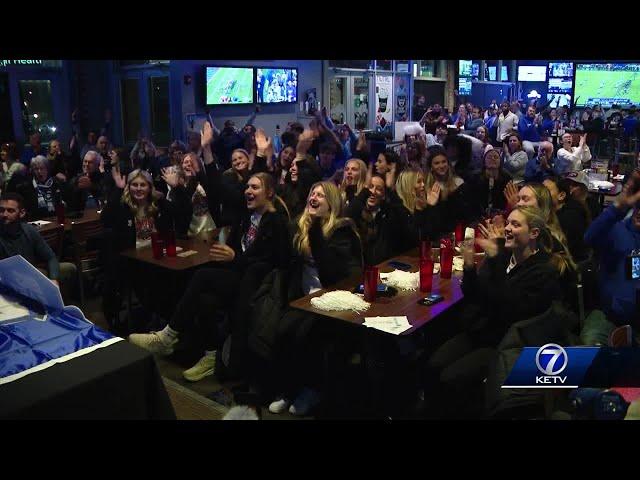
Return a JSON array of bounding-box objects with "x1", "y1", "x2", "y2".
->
[
  {"x1": 454, "y1": 222, "x2": 465, "y2": 245},
  {"x1": 420, "y1": 258, "x2": 434, "y2": 293},
  {"x1": 165, "y1": 229, "x2": 177, "y2": 257},
  {"x1": 55, "y1": 203, "x2": 65, "y2": 225},
  {"x1": 440, "y1": 237, "x2": 454, "y2": 279},
  {"x1": 420, "y1": 239, "x2": 431, "y2": 262},
  {"x1": 363, "y1": 266, "x2": 379, "y2": 302},
  {"x1": 151, "y1": 232, "x2": 164, "y2": 259}
]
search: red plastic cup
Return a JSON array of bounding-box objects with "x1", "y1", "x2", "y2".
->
[
  {"x1": 454, "y1": 221, "x2": 465, "y2": 244},
  {"x1": 151, "y1": 232, "x2": 164, "y2": 259},
  {"x1": 612, "y1": 163, "x2": 620, "y2": 178},
  {"x1": 164, "y1": 229, "x2": 176, "y2": 257},
  {"x1": 420, "y1": 258, "x2": 434, "y2": 293},
  {"x1": 420, "y1": 239, "x2": 431, "y2": 262},
  {"x1": 474, "y1": 223, "x2": 484, "y2": 253},
  {"x1": 440, "y1": 237, "x2": 454, "y2": 279},
  {"x1": 363, "y1": 266, "x2": 379, "y2": 302},
  {"x1": 55, "y1": 203, "x2": 65, "y2": 225}
]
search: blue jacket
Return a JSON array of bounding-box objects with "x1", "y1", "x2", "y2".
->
[
  {"x1": 584, "y1": 205, "x2": 640, "y2": 325},
  {"x1": 623, "y1": 116, "x2": 638, "y2": 137},
  {"x1": 518, "y1": 116, "x2": 542, "y2": 142},
  {"x1": 524, "y1": 155, "x2": 558, "y2": 183}
]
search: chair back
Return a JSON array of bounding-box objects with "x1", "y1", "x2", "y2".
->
[
  {"x1": 38, "y1": 224, "x2": 64, "y2": 259},
  {"x1": 70, "y1": 219, "x2": 104, "y2": 262},
  {"x1": 608, "y1": 325, "x2": 633, "y2": 348}
]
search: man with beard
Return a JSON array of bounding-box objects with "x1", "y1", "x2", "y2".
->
[{"x1": 0, "y1": 192, "x2": 76, "y2": 300}]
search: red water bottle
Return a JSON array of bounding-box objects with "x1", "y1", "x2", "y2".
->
[
  {"x1": 474, "y1": 222, "x2": 484, "y2": 253},
  {"x1": 151, "y1": 231, "x2": 164, "y2": 259},
  {"x1": 440, "y1": 236, "x2": 454, "y2": 279},
  {"x1": 164, "y1": 229, "x2": 176, "y2": 257},
  {"x1": 454, "y1": 221, "x2": 465, "y2": 245},
  {"x1": 55, "y1": 203, "x2": 65, "y2": 225},
  {"x1": 363, "y1": 265, "x2": 379, "y2": 302},
  {"x1": 420, "y1": 257, "x2": 434, "y2": 293}
]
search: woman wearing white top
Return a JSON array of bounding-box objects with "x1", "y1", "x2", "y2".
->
[
  {"x1": 501, "y1": 132, "x2": 528, "y2": 183},
  {"x1": 557, "y1": 133, "x2": 592, "y2": 172}
]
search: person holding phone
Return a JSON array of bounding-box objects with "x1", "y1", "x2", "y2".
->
[{"x1": 129, "y1": 172, "x2": 291, "y2": 381}]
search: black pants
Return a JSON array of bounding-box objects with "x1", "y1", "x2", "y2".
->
[{"x1": 169, "y1": 263, "x2": 272, "y2": 374}]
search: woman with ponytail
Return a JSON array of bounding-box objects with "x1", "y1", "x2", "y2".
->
[
  {"x1": 424, "y1": 206, "x2": 564, "y2": 414},
  {"x1": 129, "y1": 171, "x2": 291, "y2": 383}
]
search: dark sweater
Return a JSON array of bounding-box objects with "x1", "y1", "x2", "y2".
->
[
  {"x1": 289, "y1": 221, "x2": 363, "y2": 300},
  {"x1": 0, "y1": 222, "x2": 59, "y2": 279},
  {"x1": 556, "y1": 198, "x2": 590, "y2": 261},
  {"x1": 100, "y1": 186, "x2": 192, "y2": 253},
  {"x1": 467, "y1": 171, "x2": 512, "y2": 217},
  {"x1": 345, "y1": 188, "x2": 403, "y2": 265},
  {"x1": 11, "y1": 176, "x2": 72, "y2": 221},
  {"x1": 389, "y1": 190, "x2": 442, "y2": 251},
  {"x1": 462, "y1": 244, "x2": 561, "y2": 340},
  {"x1": 219, "y1": 156, "x2": 268, "y2": 227}
]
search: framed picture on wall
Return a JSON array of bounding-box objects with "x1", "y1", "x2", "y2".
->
[{"x1": 305, "y1": 88, "x2": 317, "y2": 115}]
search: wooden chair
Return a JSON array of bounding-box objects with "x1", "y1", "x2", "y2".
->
[
  {"x1": 38, "y1": 224, "x2": 64, "y2": 260},
  {"x1": 70, "y1": 219, "x2": 104, "y2": 306}
]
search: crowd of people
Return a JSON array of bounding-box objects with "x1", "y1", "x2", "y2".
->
[{"x1": 1, "y1": 96, "x2": 639, "y2": 419}]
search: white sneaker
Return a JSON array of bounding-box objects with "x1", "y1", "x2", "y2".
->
[
  {"x1": 268, "y1": 397, "x2": 291, "y2": 414},
  {"x1": 182, "y1": 354, "x2": 217, "y2": 382},
  {"x1": 128, "y1": 331, "x2": 177, "y2": 356},
  {"x1": 289, "y1": 388, "x2": 321, "y2": 416}
]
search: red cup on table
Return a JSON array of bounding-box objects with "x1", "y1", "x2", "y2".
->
[
  {"x1": 454, "y1": 221, "x2": 465, "y2": 244},
  {"x1": 474, "y1": 222, "x2": 484, "y2": 253},
  {"x1": 164, "y1": 229, "x2": 177, "y2": 257},
  {"x1": 420, "y1": 257, "x2": 434, "y2": 293},
  {"x1": 420, "y1": 239, "x2": 431, "y2": 262},
  {"x1": 363, "y1": 265, "x2": 379, "y2": 302},
  {"x1": 439, "y1": 237, "x2": 454, "y2": 279},
  {"x1": 151, "y1": 231, "x2": 164, "y2": 259},
  {"x1": 55, "y1": 203, "x2": 65, "y2": 225},
  {"x1": 612, "y1": 163, "x2": 620, "y2": 178}
]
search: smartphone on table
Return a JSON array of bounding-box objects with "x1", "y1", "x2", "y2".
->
[{"x1": 418, "y1": 294, "x2": 444, "y2": 306}]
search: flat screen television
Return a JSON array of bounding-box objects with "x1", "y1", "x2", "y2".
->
[
  {"x1": 459, "y1": 60, "x2": 472, "y2": 77},
  {"x1": 518, "y1": 66, "x2": 547, "y2": 82},
  {"x1": 548, "y1": 62, "x2": 574, "y2": 78},
  {"x1": 458, "y1": 77, "x2": 472, "y2": 96},
  {"x1": 548, "y1": 77, "x2": 573, "y2": 94},
  {"x1": 547, "y1": 93, "x2": 572, "y2": 108},
  {"x1": 205, "y1": 66, "x2": 254, "y2": 105},
  {"x1": 574, "y1": 63, "x2": 640, "y2": 107},
  {"x1": 255, "y1": 67, "x2": 298, "y2": 103},
  {"x1": 487, "y1": 66, "x2": 509, "y2": 81},
  {"x1": 472, "y1": 63, "x2": 479, "y2": 78}
]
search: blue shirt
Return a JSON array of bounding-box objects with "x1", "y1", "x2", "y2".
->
[
  {"x1": 524, "y1": 156, "x2": 557, "y2": 183},
  {"x1": 518, "y1": 116, "x2": 542, "y2": 142}
]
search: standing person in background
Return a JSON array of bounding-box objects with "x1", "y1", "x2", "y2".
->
[
  {"x1": 519, "y1": 105, "x2": 544, "y2": 160},
  {"x1": 413, "y1": 95, "x2": 428, "y2": 122},
  {"x1": 496, "y1": 102, "x2": 519, "y2": 143},
  {"x1": 69, "y1": 151, "x2": 105, "y2": 211},
  {"x1": 467, "y1": 149, "x2": 512, "y2": 219},
  {"x1": 467, "y1": 106, "x2": 485, "y2": 131},
  {"x1": 47, "y1": 139, "x2": 78, "y2": 181},
  {"x1": 524, "y1": 141, "x2": 557, "y2": 182}
]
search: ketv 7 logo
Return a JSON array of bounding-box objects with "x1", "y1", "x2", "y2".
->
[
  {"x1": 535, "y1": 344, "x2": 568, "y2": 384},
  {"x1": 502, "y1": 345, "x2": 599, "y2": 389}
]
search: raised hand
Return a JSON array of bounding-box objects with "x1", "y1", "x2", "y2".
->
[
  {"x1": 255, "y1": 128, "x2": 271, "y2": 156},
  {"x1": 296, "y1": 129, "x2": 316, "y2": 156},
  {"x1": 615, "y1": 181, "x2": 640, "y2": 211},
  {"x1": 475, "y1": 237, "x2": 499, "y2": 258},
  {"x1": 478, "y1": 218, "x2": 504, "y2": 239},
  {"x1": 112, "y1": 168, "x2": 126, "y2": 189},
  {"x1": 161, "y1": 167, "x2": 179, "y2": 188},
  {"x1": 209, "y1": 243, "x2": 236, "y2": 262},
  {"x1": 201, "y1": 122, "x2": 214, "y2": 147},
  {"x1": 77, "y1": 175, "x2": 92, "y2": 190},
  {"x1": 426, "y1": 182, "x2": 441, "y2": 206},
  {"x1": 503, "y1": 181, "x2": 519, "y2": 209},
  {"x1": 579, "y1": 133, "x2": 587, "y2": 147},
  {"x1": 356, "y1": 132, "x2": 367, "y2": 152}
]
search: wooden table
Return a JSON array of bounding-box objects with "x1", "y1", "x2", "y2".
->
[
  {"x1": 30, "y1": 208, "x2": 102, "y2": 234},
  {"x1": 120, "y1": 237, "x2": 216, "y2": 271},
  {"x1": 290, "y1": 253, "x2": 467, "y2": 336}
]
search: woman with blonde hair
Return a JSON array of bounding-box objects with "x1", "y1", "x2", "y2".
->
[
  {"x1": 266, "y1": 180, "x2": 362, "y2": 417},
  {"x1": 100, "y1": 167, "x2": 192, "y2": 328},
  {"x1": 340, "y1": 158, "x2": 367, "y2": 206},
  {"x1": 425, "y1": 206, "x2": 565, "y2": 416},
  {"x1": 392, "y1": 168, "x2": 442, "y2": 250}
]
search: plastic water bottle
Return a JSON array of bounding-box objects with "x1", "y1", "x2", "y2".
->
[{"x1": 86, "y1": 195, "x2": 97, "y2": 209}]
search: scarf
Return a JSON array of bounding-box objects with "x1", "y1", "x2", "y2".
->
[{"x1": 34, "y1": 177, "x2": 55, "y2": 213}]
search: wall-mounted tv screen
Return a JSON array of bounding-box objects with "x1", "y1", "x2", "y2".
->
[
  {"x1": 472, "y1": 63, "x2": 479, "y2": 78},
  {"x1": 547, "y1": 93, "x2": 572, "y2": 108},
  {"x1": 487, "y1": 66, "x2": 509, "y2": 81},
  {"x1": 205, "y1": 67, "x2": 254, "y2": 105},
  {"x1": 255, "y1": 68, "x2": 298, "y2": 103},
  {"x1": 458, "y1": 77, "x2": 472, "y2": 96},
  {"x1": 574, "y1": 63, "x2": 640, "y2": 107},
  {"x1": 459, "y1": 60, "x2": 472, "y2": 77},
  {"x1": 549, "y1": 62, "x2": 573, "y2": 78},
  {"x1": 518, "y1": 66, "x2": 547, "y2": 82},
  {"x1": 548, "y1": 77, "x2": 573, "y2": 94}
]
